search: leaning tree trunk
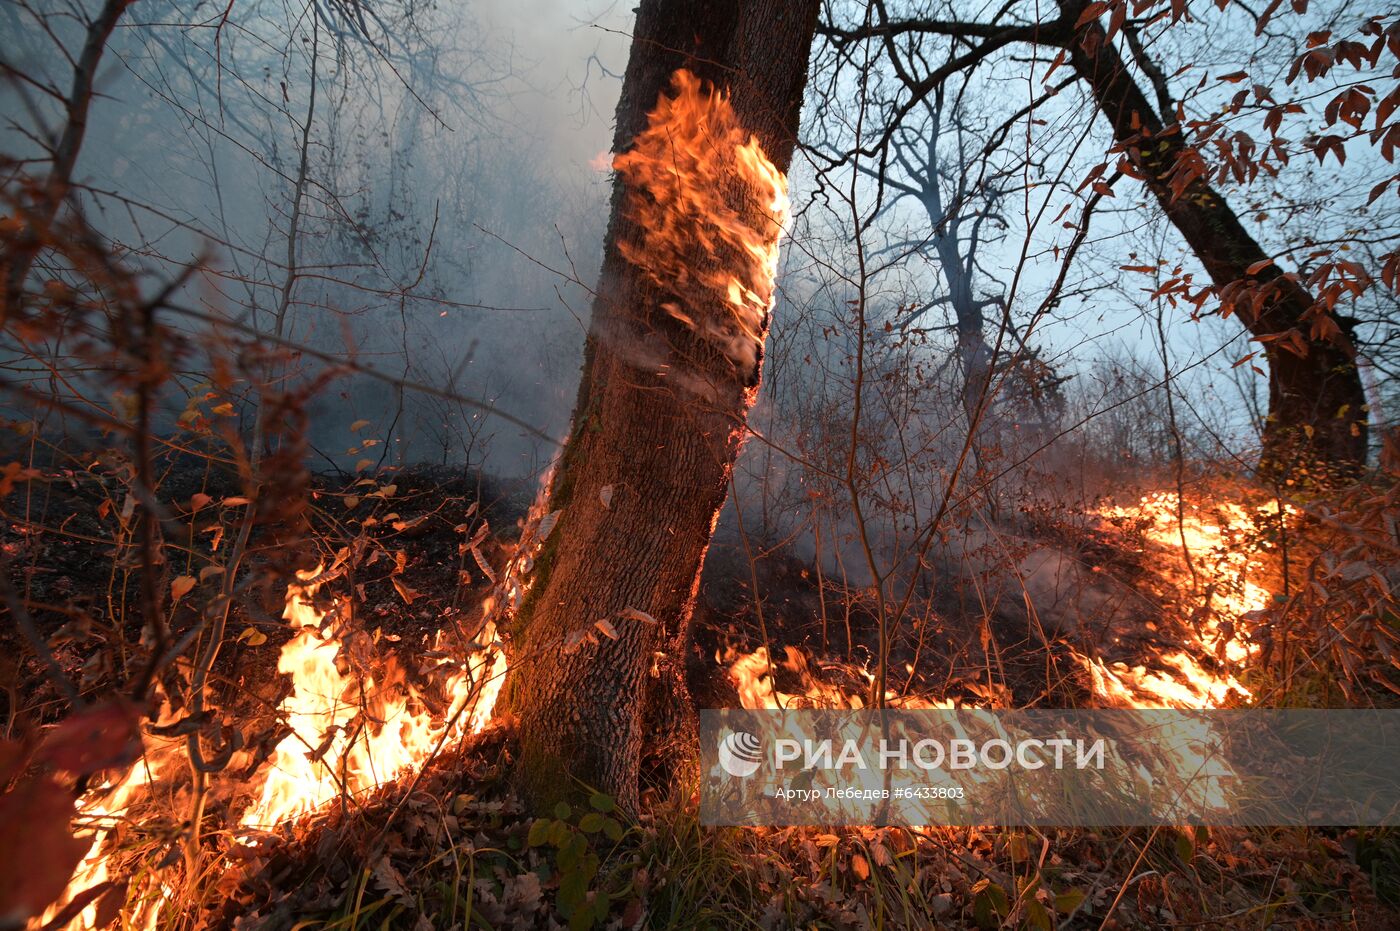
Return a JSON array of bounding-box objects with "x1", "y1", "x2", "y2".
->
[
  {"x1": 1060, "y1": 1, "x2": 1369, "y2": 479},
  {"x1": 504, "y1": 0, "x2": 820, "y2": 812}
]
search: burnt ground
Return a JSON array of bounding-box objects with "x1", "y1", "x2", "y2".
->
[
  {"x1": 3, "y1": 450, "x2": 1210, "y2": 738},
  {"x1": 8, "y1": 454, "x2": 1400, "y2": 928},
  {"x1": 1, "y1": 457, "x2": 531, "y2": 730},
  {"x1": 1, "y1": 449, "x2": 1021, "y2": 735}
]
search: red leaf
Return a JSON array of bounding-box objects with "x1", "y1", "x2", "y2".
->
[
  {"x1": 1076, "y1": 1, "x2": 1110, "y2": 28},
  {"x1": 37, "y1": 701, "x2": 140, "y2": 776},
  {"x1": 0, "y1": 774, "x2": 87, "y2": 924}
]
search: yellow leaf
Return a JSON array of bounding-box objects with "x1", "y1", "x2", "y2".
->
[
  {"x1": 237, "y1": 626, "x2": 267, "y2": 646},
  {"x1": 851, "y1": 853, "x2": 870, "y2": 880},
  {"x1": 189, "y1": 493, "x2": 211, "y2": 512},
  {"x1": 198, "y1": 565, "x2": 225, "y2": 582},
  {"x1": 350, "y1": 419, "x2": 371, "y2": 432},
  {"x1": 210, "y1": 403, "x2": 234, "y2": 416},
  {"x1": 355, "y1": 458, "x2": 374, "y2": 472}
]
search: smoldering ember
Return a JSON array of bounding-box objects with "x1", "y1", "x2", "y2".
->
[{"x1": 3, "y1": 0, "x2": 1400, "y2": 929}]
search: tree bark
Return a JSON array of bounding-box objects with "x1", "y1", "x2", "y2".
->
[
  {"x1": 504, "y1": 0, "x2": 819, "y2": 812},
  {"x1": 1058, "y1": 1, "x2": 1368, "y2": 478}
]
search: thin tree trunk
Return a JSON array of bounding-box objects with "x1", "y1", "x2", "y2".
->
[
  {"x1": 3, "y1": 0, "x2": 131, "y2": 319},
  {"x1": 1059, "y1": 1, "x2": 1368, "y2": 478},
  {"x1": 505, "y1": 0, "x2": 819, "y2": 811}
]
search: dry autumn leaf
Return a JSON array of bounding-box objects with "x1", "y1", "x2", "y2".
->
[
  {"x1": 237, "y1": 626, "x2": 267, "y2": 646},
  {"x1": 170, "y1": 575, "x2": 196, "y2": 601},
  {"x1": 37, "y1": 701, "x2": 140, "y2": 775},
  {"x1": 0, "y1": 771, "x2": 88, "y2": 925},
  {"x1": 392, "y1": 576, "x2": 420, "y2": 605}
]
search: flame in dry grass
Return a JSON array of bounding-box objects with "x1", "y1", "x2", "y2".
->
[
  {"x1": 40, "y1": 751, "x2": 170, "y2": 931},
  {"x1": 240, "y1": 568, "x2": 506, "y2": 829},
  {"x1": 42, "y1": 571, "x2": 511, "y2": 929},
  {"x1": 43, "y1": 471, "x2": 566, "y2": 929},
  {"x1": 612, "y1": 69, "x2": 788, "y2": 370},
  {"x1": 724, "y1": 646, "x2": 953, "y2": 711},
  {"x1": 1077, "y1": 492, "x2": 1292, "y2": 809},
  {"x1": 1080, "y1": 492, "x2": 1291, "y2": 710},
  {"x1": 722, "y1": 492, "x2": 1289, "y2": 715},
  {"x1": 717, "y1": 490, "x2": 1292, "y2": 818}
]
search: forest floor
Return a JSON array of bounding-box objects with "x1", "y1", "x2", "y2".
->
[{"x1": 5, "y1": 459, "x2": 1400, "y2": 929}]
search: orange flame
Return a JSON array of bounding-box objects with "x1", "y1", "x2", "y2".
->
[
  {"x1": 37, "y1": 746, "x2": 172, "y2": 931},
  {"x1": 1080, "y1": 492, "x2": 1290, "y2": 710},
  {"x1": 41, "y1": 567, "x2": 510, "y2": 929},
  {"x1": 240, "y1": 568, "x2": 506, "y2": 829},
  {"x1": 724, "y1": 646, "x2": 954, "y2": 711},
  {"x1": 612, "y1": 69, "x2": 788, "y2": 370},
  {"x1": 718, "y1": 490, "x2": 1291, "y2": 817}
]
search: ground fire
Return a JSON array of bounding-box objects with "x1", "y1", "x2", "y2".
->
[{"x1": 4, "y1": 0, "x2": 1400, "y2": 928}]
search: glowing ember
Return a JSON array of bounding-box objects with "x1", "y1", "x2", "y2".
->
[{"x1": 612, "y1": 68, "x2": 789, "y2": 370}]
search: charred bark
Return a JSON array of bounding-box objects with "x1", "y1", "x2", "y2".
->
[
  {"x1": 1058, "y1": 1, "x2": 1368, "y2": 479},
  {"x1": 504, "y1": 0, "x2": 819, "y2": 812}
]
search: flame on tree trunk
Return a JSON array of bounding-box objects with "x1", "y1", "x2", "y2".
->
[
  {"x1": 1058, "y1": 0, "x2": 1369, "y2": 480},
  {"x1": 503, "y1": 0, "x2": 820, "y2": 811}
]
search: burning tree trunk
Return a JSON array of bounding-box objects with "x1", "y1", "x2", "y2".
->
[
  {"x1": 1058, "y1": 1, "x2": 1369, "y2": 479},
  {"x1": 504, "y1": 0, "x2": 819, "y2": 811}
]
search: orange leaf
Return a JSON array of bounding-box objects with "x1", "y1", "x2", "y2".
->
[
  {"x1": 1075, "y1": 1, "x2": 1109, "y2": 27},
  {"x1": 171, "y1": 575, "x2": 196, "y2": 601},
  {"x1": 391, "y1": 576, "x2": 419, "y2": 605}
]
